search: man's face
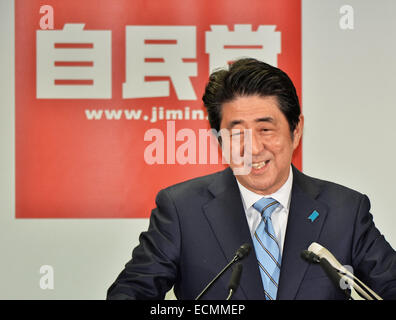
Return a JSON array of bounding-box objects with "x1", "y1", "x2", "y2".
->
[{"x1": 220, "y1": 95, "x2": 303, "y2": 195}]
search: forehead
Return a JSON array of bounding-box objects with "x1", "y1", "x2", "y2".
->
[{"x1": 220, "y1": 95, "x2": 286, "y2": 127}]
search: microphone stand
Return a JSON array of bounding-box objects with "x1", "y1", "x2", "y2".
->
[
  {"x1": 195, "y1": 256, "x2": 238, "y2": 300},
  {"x1": 334, "y1": 266, "x2": 378, "y2": 300},
  {"x1": 301, "y1": 250, "x2": 380, "y2": 300},
  {"x1": 319, "y1": 257, "x2": 352, "y2": 299},
  {"x1": 307, "y1": 243, "x2": 382, "y2": 300},
  {"x1": 195, "y1": 244, "x2": 251, "y2": 300}
]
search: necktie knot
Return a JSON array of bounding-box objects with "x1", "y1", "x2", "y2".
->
[{"x1": 253, "y1": 197, "x2": 279, "y2": 220}]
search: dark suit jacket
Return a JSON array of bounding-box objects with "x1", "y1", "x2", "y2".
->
[{"x1": 107, "y1": 166, "x2": 396, "y2": 300}]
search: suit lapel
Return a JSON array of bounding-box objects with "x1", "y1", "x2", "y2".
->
[
  {"x1": 203, "y1": 168, "x2": 265, "y2": 300},
  {"x1": 277, "y1": 167, "x2": 328, "y2": 300}
]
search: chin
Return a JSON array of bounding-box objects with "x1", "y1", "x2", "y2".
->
[{"x1": 245, "y1": 177, "x2": 276, "y2": 195}]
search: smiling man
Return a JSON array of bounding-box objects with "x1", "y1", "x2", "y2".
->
[
  {"x1": 107, "y1": 58, "x2": 396, "y2": 300},
  {"x1": 220, "y1": 95, "x2": 303, "y2": 196}
]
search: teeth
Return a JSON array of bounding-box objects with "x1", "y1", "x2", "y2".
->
[{"x1": 251, "y1": 161, "x2": 268, "y2": 169}]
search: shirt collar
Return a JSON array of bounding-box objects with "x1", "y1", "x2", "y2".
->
[{"x1": 236, "y1": 166, "x2": 293, "y2": 211}]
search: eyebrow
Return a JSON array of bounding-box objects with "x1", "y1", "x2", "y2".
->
[
  {"x1": 255, "y1": 117, "x2": 274, "y2": 123},
  {"x1": 228, "y1": 117, "x2": 274, "y2": 129}
]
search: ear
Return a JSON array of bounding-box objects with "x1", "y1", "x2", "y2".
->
[{"x1": 292, "y1": 114, "x2": 304, "y2": 150}]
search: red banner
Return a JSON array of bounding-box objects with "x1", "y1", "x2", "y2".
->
[{"x1": 15, "y1": 0, "x2": 301, "y2": 218}]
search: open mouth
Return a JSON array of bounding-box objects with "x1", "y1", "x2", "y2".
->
[{"x1": 251, "y1": 160, "x2": 270, "y2": 169}]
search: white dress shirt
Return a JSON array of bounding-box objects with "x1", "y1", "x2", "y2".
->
[{"x1": 236, "y1": 166, "x2": 293, "y2": 254}]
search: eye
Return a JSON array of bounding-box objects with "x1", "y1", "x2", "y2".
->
[{"x1": 230, "y1": 129, "x2": 244, "y2": 137}]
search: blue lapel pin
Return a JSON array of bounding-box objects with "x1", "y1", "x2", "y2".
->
[{"x1": 308, "y1": 210, "x2": 319, "y2": 222}]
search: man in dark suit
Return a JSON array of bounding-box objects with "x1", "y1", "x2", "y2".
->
[{"x1": 107, "y1": 58, "x2": 396, "y2": 300}]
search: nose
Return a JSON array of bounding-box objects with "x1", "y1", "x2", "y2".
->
[{"x1": 246, "y1": 130, "x2": 264, "y2": 157}]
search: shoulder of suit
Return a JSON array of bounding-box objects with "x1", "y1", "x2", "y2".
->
[{"x1": 157, "y1": 167, "x2": 231, "y2": 201}]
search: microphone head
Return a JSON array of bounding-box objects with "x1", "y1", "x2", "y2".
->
[
  {"x1": 308, "y1": 242, "x2": 344, "y2": 270},
  {"x1": 301, "y1": 250, "x2": 321, "y2": 264},
  {"x1": 235, "y1": 243, "x2": 251, "y2": 261}
]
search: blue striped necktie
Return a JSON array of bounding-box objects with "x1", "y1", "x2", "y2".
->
[{"x1": 252, "y1": 197, "x2": 281, "y2": 300}]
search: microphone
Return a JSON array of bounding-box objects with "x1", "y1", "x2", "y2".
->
[
  {"x1": 301, "y1": 250, "x2": 321, "y2": 264},
  {"x1": 195, "y1": 243, "x2": 251, "y2": 300},
  {"x1": 235, "y1": 243, "x2": 251, "y2": 260},
  {"x1": 226, "y1": 263, "x2": 243, "y2": 300},
  {"x1": 304, "y1": 242, "x2": 382, "y2": 300},
  {"x1": 301, "y1": 250, "x2": 351, "y2": 298}
]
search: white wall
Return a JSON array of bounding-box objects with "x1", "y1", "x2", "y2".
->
[
  {"x1": 0, "y1": 0, "x2": 395, "y2": 299},
  {"x1": 302, "y1": 0, "x2": 396, "y2": 246}
]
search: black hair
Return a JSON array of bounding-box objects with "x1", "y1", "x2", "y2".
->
[{"x1": 202, "y1": 58, "x2": 301, "y2": 135}]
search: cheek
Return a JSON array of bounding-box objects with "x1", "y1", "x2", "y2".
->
[
  {"x1": 264, "y1": 135, "x2": 284, "y2": 153},
  {"x1": 267, "y1": 136, "x2": 294, "y2": 160}
]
